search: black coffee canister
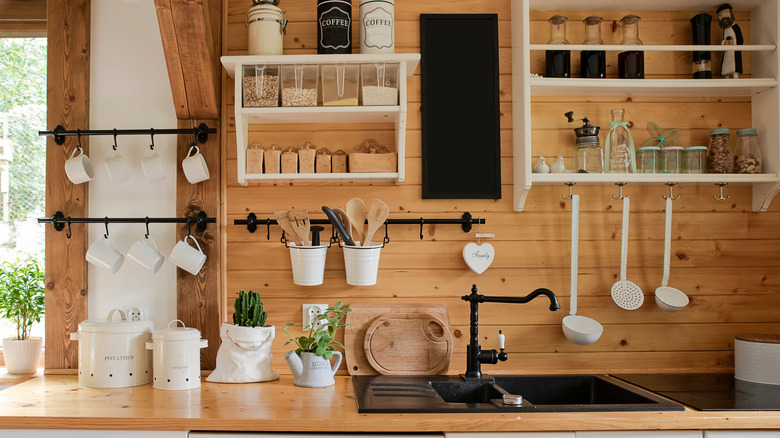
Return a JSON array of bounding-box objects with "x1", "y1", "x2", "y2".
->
[
  {"x1": 691, "y1": 13, "x2": 713, "y2": 79},
  {"x1": 317, "y1": 0, "x2": 352, "y2": 53}
]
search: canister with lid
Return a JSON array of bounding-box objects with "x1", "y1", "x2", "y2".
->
[
  {"x1": 317, "y1": 0, "x2": 352, "y2": 54},
  {"x1": 734, "y1": 128, "x2": 762, "y2": 174},
  {"x1": 683, "y1": 146, "x2": 707, "y2": 173},
  {"x1": 359, "y1": 0, "x2": 394, "y2": 54},
  {"x1": 146, "y1": 320, "x2": 208, "y2": 390},
  {"x1": 660, "y1": 146, "x2": 683, "y2": 173},
  {"x1": 707, "y1": 128, "x2": 734, "y2": 173},
  {"x1": 636, "y1": 146, "x2": 659, "y2": 173},
  {"x1": 246, "y1": 1, "x2": 287, "y2": 56}
]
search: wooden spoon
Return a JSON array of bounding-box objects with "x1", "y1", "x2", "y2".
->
[
  {"x1": 288, "y1": 209, "x2": 310, "y2": 245},
  {"x1": 274, "y1": 211, "x2": 303, "y2": 246},
  {"x1": 346, "y1": 198, "x2": 366, "y2": 245},
  {"x1": 363, "y1": 199, "x2": 389, "y2": 246}
]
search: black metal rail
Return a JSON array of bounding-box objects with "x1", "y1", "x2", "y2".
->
[
  {"x1": 38, "y1": 211, "x2": 215, "y2": 238},
  {"x1": 38, "y1": 123, "x2": 216, "y2": 145}
]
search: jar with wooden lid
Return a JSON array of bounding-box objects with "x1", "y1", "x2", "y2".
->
[
  {"x1": 707, "y1": 128, "x2": 734, "y2": 173},
  {"x1": 734, "y1": 128, "x2": 762, "y2": 174}
]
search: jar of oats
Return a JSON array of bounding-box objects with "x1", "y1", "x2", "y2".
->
[
  {"x1": 281, "y1": 64, "x2": 318, "y2": 107},
  {"x1": 242, "y1": 64, "x2": 280, "y2": 107},
  {"x1": 734, "y1": 128, "x2": 763, "y2": 174},
  {"x1": 707, "y1": 128, "x2": 734, "y2": 174}
]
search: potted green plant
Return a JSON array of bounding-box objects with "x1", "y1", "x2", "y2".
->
[
  {"x1": 206, "y1": 290, "x2": 279, "y2": 383},
  {"x1": 283, "y1": 301, "x2": 350, "y2": 387},
  {"x1": 0, "y1": 257, "x2": 45, "y2": 374}
]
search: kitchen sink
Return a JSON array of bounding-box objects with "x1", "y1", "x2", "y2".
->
[{"x1": 353, "y1": 374, "x2": 685, "y2": 413}]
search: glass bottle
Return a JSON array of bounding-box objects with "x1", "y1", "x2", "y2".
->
[
  {"x1": 618, "y1": 15, "x2": 644, "y2": 79},
  {"x1": 707, "y1": 128, "x2": 734, "y2": 173},
  {"x1": 545, "y1": 15, "x2": 570, "y2": 78},
  {"x1": 608, "y1": 109, "x2": 631, "y2": 173},
  {"x1": 734, "y1": 128, "x2": 763, "y2": 174},
  {"x1": 580, "y1": 16, "x2": 606, "y2": 78}
]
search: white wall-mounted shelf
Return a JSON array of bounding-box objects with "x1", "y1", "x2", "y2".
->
[
  {"x1": 221, "y1": 53, "x2": 420, "y2": 186},
  {"x1": 512, "y1": 0, "x2": 780, "y2": 212}
]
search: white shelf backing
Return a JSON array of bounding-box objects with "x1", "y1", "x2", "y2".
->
[
  {"x1": 221, "y1": 54, "x2": 420, "y2": 186},
  {"x1": 530, "y1": 44, "x2": 776, "y2": 52},
  {"x1": 512, "y1": 0, "x2": 780, "y2": 212}
]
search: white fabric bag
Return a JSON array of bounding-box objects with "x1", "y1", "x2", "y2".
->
[{"x1": 206, "y1": 323, "x2": 279, "y2": 383}]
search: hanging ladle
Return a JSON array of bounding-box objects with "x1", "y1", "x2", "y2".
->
[{"x1": 655, "y1": 197, "x2": 690, "y2": 312}]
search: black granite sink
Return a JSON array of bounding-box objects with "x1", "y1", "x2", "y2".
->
[{"x1": 353, "y1": 374, "x2": 685, "y2": 413}]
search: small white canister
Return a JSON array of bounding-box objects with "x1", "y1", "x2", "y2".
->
[
  {"x1": 735, "y1": 334, "x2": 780, "y2": 385},
  {"x1": 359, "y1": 0, "x2": 394, "y2": 54},
  {"x1": 70, "y1": 308, "x2": 154, "y2": 388},
  {"x1": 147, "y1": 320, "x2": 208, "y2": 390},
  {"x1": 247, "y1": 2, "x2": 287, "y2": 55}
]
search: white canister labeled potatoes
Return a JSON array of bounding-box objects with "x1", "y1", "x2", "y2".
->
[{"x1": 147, "y1": 320, "x2": 208, "y2": 390}]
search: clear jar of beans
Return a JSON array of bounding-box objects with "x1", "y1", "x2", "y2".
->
[{"x1": 707, "y1": 128, "x2": 734, "y2": 173}]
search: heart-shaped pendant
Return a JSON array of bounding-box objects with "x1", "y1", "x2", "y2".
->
[{"x1": 462, "y1": 242, "x2": 495, "y2": 275}]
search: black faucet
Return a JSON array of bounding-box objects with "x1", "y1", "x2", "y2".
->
[{"x1": 461, "y1": 283, "x2": 560, "y2": 379}]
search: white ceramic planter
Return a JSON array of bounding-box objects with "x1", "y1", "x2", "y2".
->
[{"x1": 2, "y1": 337, "x2": 42, "y2": 374}]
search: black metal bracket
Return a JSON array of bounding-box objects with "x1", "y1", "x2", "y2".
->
[
  {"x1": 39, "y1": 210, "x2": 215, "y2": 238},
  {"x1": 41, "y1": 123, "x2": 216, "y2": 145}
]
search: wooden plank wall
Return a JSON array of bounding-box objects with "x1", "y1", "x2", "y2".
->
[{"x1": 222, "y1": 0, "x2": 780, "y2": 375}]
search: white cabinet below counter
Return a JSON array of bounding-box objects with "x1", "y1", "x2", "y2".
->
[
  {"x1": 0, "y1": 432, "x2": 186, "y2": 438},
  {"x1": 191, "y1": 435, "x2": 442, "y2": 438}
]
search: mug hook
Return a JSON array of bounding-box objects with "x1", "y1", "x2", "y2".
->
[
  {"x1": 187, "y1": 217, "x2": 193, "y2": 237},
  {"x1": 419, "y1": 218, "x2": 424, "y2": 240},
  {"x1": 66, "y1": 217, "x2": 72, "y2": 239},
  {"x1": 562, "y1": 182, "x2": 576, "y2": 200},
  {"x1": 112, "y1": 128, "x2": 118, "y2": 151},
  {"x1": 144, "y1": 216, "x2": 151, "y2": 239},
  {"x1": 104, "y1": 217, "x2": 110, "y2": 239},
  {"x1": 76, "y1": 130, "x2": 82, "y2": 150},
  {"x1": 149, "y1": 128, "x2": 155, "y2": 150},
  {"x1": 612, "y1": 182, "x2": 627, "y2": 200}
]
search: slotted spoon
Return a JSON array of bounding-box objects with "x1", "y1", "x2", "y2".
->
[{"x1": 610, "y1": 196, "x2": 644, "y2": 310}]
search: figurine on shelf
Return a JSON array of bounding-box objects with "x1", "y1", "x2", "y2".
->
[
  {"x1": 717, "y1": 3, "x2": 743, "y2": 79},
  {"x1": 533, "y1": 156, "x2": 550, "y2": 173},
  {"x1": 550, "y1": 155, "x2": 566, "y2": 173}
]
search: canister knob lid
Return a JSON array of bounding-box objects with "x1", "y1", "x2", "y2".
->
[
  {"x1": 252, "y1": 0, "x2": 280, "y2": 5},
  {"x1": 153, "y1": 319, "x2": 202, "y2": 341}
]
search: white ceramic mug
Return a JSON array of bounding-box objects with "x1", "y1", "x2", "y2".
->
[
  {"x1": 182, "y1": 145, "x2": 210, "y2": 184},
  {"x1": 142, "y1": 148, "x2": 166, "y2": 183},
  {"x1": 104, "y1": 148, "x2": 130, "y2": 183},
  {"x1": 169, "y1": 234, "x2": 206, "y2": 275},
  {"x1": 64, "y1": 147, "x2": 94, "y2": 184},
  {"x1": 126, "y1": 236, "x2": 165, "y2": 275},
  {"x1": 86, "y1": 236, "x2": 124, "y2": 273}
]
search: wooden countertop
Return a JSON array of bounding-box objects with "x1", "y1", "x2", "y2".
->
[{"x1": 1, "y1": 375, "x2": 780, "y2": 432}]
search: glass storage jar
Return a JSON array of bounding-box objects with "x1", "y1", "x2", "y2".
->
[
  {"x1": 247, "y1": 3, "x2": 286, "y2": 55},
  {"x1": 281, "y1": 64, "x2": 319, "y2": 107},
  {"x1": 361, "y1": 62, "x2": 399, "y2": 106},
  {"x1": 321, "y1": 64, "x2": 359, "y2": 106},
  {"x1": 545, "y1": 15, "x2": 570, "y2": 78},
  {"x1": 242, "y1": 64, "x2": 280, "y2": 107},
  {"x1": 573, "y1": 136, "x2": 604, "y2": 173},
  {"x1": 734, "y1": 128, "x2": 762, "y2": 174},
  {"x1": 580, "y1": 16, "x2": 606, "y2": 79},
  {"x1": 660, "y1": 146, "x2": 683, "y2": 173},
  {"x1": 683, "y1": 146, "x2": 707, "y2": 173},
  {"x1": 636, "y1": 146, "x2": 659, "y2": 173},
  {"x1": 618, "y1": 15, "x2": 644, "y2": 79},
  {"x1": 707, "y1": 128, "x2": 734, "y2": 173}
]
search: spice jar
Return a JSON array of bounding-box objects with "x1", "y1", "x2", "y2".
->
[
  {"x1": 636, "y1": 146, "x2": 659, "y2": 173},
  {"x1": 683, "y1": 146, "x2": 707, "y2": 173},
  {"x1": 734, "y1": 128, "x2": 763, "y2": 174},
  {"x1": 660, "y1": 146, "x2": 683, "y2": 173},
  {"x1": 707, "y1": 128, "x2": 734, "y2": 173}
]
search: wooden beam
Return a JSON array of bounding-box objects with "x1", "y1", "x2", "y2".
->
[
  {"x1": 154, "y1": 0, "x2": 219, "y2": 119},
  {"x1": 45, "y1": 0, "x2": 90, "y2": 370},
  {"x1": 0, "y1": 0, "x2": 46, "y2": 37}
]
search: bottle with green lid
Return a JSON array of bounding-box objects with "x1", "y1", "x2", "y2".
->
[
  {"x1": 734, "y1": 128, "x2": 762, "y2": 174},
  {"x1": 707, "y1": 128, "x2": 733, "y2": 174},
  {"x1": 683, "y1": 146, "x2": 707, "y2": 173}
]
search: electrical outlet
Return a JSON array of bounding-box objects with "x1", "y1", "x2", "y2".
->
[
  {"x1": 302, "y1": 303, "x2": 328, "y2": 329},
  {"x1": 123, "y1": 307, "x2": 146, "y2": 322}
]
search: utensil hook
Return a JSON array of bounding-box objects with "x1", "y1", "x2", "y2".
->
[
  {"x1": 149, "y1": 128, "x2": 155, "y2": 150},
  {"x1": 562, "y1": 182, "x2": 576, "y2": 200},
  {"x1": 713, "y1": 182, "x2": 731, "y2": 201},
  {"x1": 612, "y1": 182, "x2": 627, "y2": 200},
  {"x1": 144, "y1": 217, "x2": 151, "y2": 239},
  {"x1": 662, "y1": 182, "x2": 680, "y2": 200},
  {"x1": 76, "y1": 130, "x2": 83, "y2": 151},
  {"x1": 66, "y1": 217, "x2": 72, "y2": 239},
  {"x1": 103, "y1": 217, "x2": 110, "y2": 239},
  {"x1": 186, "y1": 217, "x2": 193, "y2": 237},
  {"x1": 383, "y1": 222, "x2": 390, "y2": 245},
  {"x1": 112, "y1": 128, "x2": 118, "y2": 151},
  {"x1": 419, "y1": 218, "x2": 424, "y2": 240}
]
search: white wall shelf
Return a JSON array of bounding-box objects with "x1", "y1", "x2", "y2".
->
[
  {"x1": 221, "y1": 53, "x2": 420, "y2": 186},
  {"x1": 512, "y1": 0, "x2": 780, "y2": 212}
]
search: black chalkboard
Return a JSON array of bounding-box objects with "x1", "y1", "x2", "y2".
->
[{"x1": 420, "y1": 14, "x2": 501, "y2": 199}]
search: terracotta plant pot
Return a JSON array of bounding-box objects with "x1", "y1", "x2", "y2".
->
[{"x1": 2, "y1": 337, "x2": 42, "y2": 374}]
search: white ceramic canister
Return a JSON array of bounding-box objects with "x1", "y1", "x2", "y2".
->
[
  {"x1": 70, "y1": 308, "x2": 154, "y2": 388},
  {"x1": 147, "y1": 320, "x2": 208, "y2": 390},
  {"x1": 359, "y1": 0, "x2": 394, "y2": 54},
  {"x1": 247, "y1": 3, "x2": 287, "y2": 55}
]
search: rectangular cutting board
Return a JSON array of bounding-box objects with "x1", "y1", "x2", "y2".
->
[{"x1": 345, "y1": 303, "x2": 451, "y2": 376}]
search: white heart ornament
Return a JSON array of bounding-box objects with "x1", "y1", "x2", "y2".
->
[{"x1": 463, "y1": 242, "x2": 495, "y2": 274}]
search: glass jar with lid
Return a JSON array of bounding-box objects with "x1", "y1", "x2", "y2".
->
[
  {"x1": 734, "y1": 128, "x2": 762, "y2": 174},
  {"x1": 618, "y1": 15, "x2": 644, "y2": 79},
  {"x1": 683, "y1": 146, "x2": 707, "y2": 173},
  {"x1": 660, "y1": 146, "x2": 683, "y2": 173},
  {"x1": 707, "y1": 128, "x2": 734, "y2": 173},
  {"x1": 580, "y1": 16, "x2": 606, "y2": 78},
  {"x1": 636, "y1": 146, "x2": 659, "y2": 173},
  {"x1": 545, "y1": 15, "x2": 570, "y2": 78},
  {"x1": 573, "y1": 137, "x2": 603, "y2": 173}
]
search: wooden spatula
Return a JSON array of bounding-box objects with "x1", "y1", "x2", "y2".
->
[
  {"x1": 288, "y1": 209, "x2": 310, "y2": 246},
  {"x1": 346, "y1": 198, "x2": 366, "y2": 245},
  {"x1": 333, "y1": 208, "x2": 352, "y2": 242},
  {"x1": 363, "y1": 199, "x2": 389, "y2": 246},
  {"x1": 274, "y1": 211, "x2": 303, "y2": 246}
]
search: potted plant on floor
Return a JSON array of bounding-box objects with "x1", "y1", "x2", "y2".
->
[
  {"x1": 0, "y1": 257, "x2": 45, "y2": 374},
  {"x1": 206, "y1": 289, "x2": 279, "y2": 383},
  {"x1": 283, "y1": 301, "x2": 350, "y2": 387}
]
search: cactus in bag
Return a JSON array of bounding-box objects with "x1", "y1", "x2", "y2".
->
[{"x1": 232, "y1": 290, "x2": 267, "y2": 327}]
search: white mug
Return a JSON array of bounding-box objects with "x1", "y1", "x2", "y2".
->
[
  {"x1": 169, "y1": 234, "x2": 206, "y2": 275},
  {"x1": 86, "y1": 236, "x2": 124, "y2": 273},
  {"x1": 182, "y1": 145, "x2": 210, "y2": 184},
  {"x1": 104, "y1": 148, "x2": 130, "y2": 183},
  {"x1": 126, "y1": 236, "x2": 164, "y2": 275},
  {"x1": 142, "y1": 148, "x2": 166, "y2": 183},
  {"x1": 64, "y1": 148, "x2": 94, "y2": 184}
]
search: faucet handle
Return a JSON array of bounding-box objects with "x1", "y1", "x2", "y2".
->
[{"x1": 498, "y1": 330, "x2": 505, "y2": 350}]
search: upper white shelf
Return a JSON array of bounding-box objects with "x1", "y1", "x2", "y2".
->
[
  {"x1": 221, "y1": 53, "x2": 421, "y2": 80},
  {"x1": 528, "y1": 0, "x2": 771, "y2": 9},
  {"x1": 532, "y1": 173, "x2": 780, "y2": 184},
  {"x1": 530, "y1": 77, "x2": 778, "y2": 97},
  {"x1": 529, "y1": 44, "x2": 776, "y2": 52},
  {"x1": 240, "y1": 106, "x2": 400, "y2": 125}
]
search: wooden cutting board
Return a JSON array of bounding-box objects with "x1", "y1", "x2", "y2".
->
[
  {"x1": 345, "y1": 303, "x2": 451, "y2": 375},
  {"x1": 363, "y1": 312, "x2": 453, "y2": 375}
]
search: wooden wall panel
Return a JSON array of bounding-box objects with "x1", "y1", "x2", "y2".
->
[{"x1": 222, "y1": 0, "x2": 780, "y2": 375}]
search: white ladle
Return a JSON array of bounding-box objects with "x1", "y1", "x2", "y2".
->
[
  {"x1": 610, "y1": 196, "x2": 644, "y2": 310},
  {"x1": 562, "y1": 194, "x2": 604, "y2": 345},
  {"x1": 655, "y1": 197, "x2": 690, "y2": 312}
]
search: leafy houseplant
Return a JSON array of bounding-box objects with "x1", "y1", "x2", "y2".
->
[
  {"x1": 0, "y1": 257, "x2": 45, "y2": 373},
  {"x1": 233, "y1": 289, "x2": 267, "y2": 327},
  {"x1": 283, "y1": 301, "x2": 350, "y2": 360}
]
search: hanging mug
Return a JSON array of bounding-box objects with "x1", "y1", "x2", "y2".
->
[
  {"x1": 126, "y1": 236, "x2": 165, "y2": 275},
  {"x1": 182, "y1": 145, "x2": 210, "y2": 184},
  {"x1": 86, "y1": 236, "x2": 124, "y2": 274},
  {"x1": 142, "y1": 148, "x2": 166, "y2": 183},
  {"x1": 64, "y1": 148, "x2": 94, "y2": 184},
  {"x1": 169, "y1": 234, "x2": 207, "y2": 275},
  {"x1": 104, "y1": 148, "x2": 130, "y2": 183}
]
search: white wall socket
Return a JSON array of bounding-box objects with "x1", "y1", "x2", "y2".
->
[
  {"x1": 123, "y1": 307, "x2": 146, "y2": 322},
  {"x1": 302, "y1": 304, "x2": 328, "y2": 329}
]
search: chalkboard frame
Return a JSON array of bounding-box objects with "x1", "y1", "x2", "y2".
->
[{"x1": 420, "y1": 14, "x2": 501, "y2": 199}]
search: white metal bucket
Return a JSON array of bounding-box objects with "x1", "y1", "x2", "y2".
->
[
  {"x1": 342, "y1": 243, "x2": 382, "y2": 286},
  {"x1": 289, "y1": 244, "x2": 328, "y2": 286}
]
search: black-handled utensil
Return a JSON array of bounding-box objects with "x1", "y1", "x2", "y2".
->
[{"x1": 322, "y1": 206, "x2": 355, "y2": 246}]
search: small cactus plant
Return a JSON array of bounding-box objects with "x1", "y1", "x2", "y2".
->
[{"x1": 233, "y1": 290, "x2": 268, "y2": 327}]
